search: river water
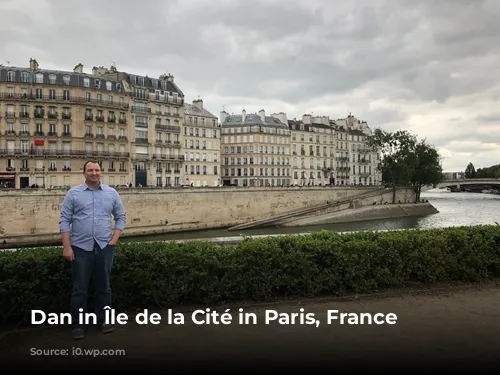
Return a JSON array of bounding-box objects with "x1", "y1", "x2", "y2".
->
[{"x1": 124, "y1": 188, "x2": 500, "y2": 243}]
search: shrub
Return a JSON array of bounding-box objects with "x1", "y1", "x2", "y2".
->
[{"x1": 1, "y1": 225, "x2": 499, "y2": 325}]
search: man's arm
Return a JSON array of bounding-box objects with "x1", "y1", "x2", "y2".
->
[
  {"x1": 59, "y1": 190, "x2": 74, "y2": 260},
  {"x1": 109, "y1": 191, "x2": 126, "y2": 245}
]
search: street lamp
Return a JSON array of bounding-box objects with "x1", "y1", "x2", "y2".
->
[{"x1": 42, "y1": 165, "x2": 45, "y2": 188}]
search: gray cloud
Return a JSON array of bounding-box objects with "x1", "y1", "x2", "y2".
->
[{"x1": 0, "y1": 0, "x2": 499, "y2": 171}]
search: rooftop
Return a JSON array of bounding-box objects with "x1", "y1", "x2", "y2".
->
[{"x1": 184, "y1": 102, "x2": 217, "y2": 118}]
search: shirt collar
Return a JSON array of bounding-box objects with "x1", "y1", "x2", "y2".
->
[{"x1": 83, "y1": 181, "x2": 103, "y2": 190}]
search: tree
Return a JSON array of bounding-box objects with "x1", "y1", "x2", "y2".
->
[
  {"x1": 464, "y1": 162, "x2": 476, "y2": 178},
  {"x1": 410, "y1": 139, "x2": 443, "y2": 202},
  {"x1": 366, "y1": 128, "x2": 418, "y2": 204},
  {"x1": 475, "y1": 164, "x2": 500, "y2": 178}
]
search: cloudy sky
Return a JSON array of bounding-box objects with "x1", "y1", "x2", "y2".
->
[{"x1": 1, "y1": 0, "x2": 498, "y2": 172}]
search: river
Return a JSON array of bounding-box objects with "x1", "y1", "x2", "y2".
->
[{"x1": 123, "y1": 188, "x2": 500, "y2": 243}]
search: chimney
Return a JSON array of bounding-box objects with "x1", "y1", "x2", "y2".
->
[
  {"x1": 242, "y1": 108, "x2": 246, "y2": 122},
  {"x1": 73, "y1": 63, "x2": 83, "y2": 73},
  {"x1": 302, "y1": 114, "x2": 311, "y2": 124},
  {"x1": 193, "y1": 99, "x2": 203, "y2": 110},
  {"x1": 167, "y1": 74, "x2": 174, "y2": 82},
  {"x1": 220, "y1": 110, "x2": 228, "y2": 124},
  {"x1": 258, "y1": 109, "x2": 265, "y2": 122},
  {"x1": 29, "y1": 58, "x2": 39, "y2": 71},
  {"x1": 278, "y1": 112, "x2": 288, "y2": 125}
]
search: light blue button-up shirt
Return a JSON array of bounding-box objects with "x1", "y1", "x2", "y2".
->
[{"x1": 59, "y1": 182, "x2": 126, "y2": 251}]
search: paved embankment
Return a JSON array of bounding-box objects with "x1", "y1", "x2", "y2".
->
[
  {"x1": 1, "y1": 282, "x2": 499, "y2": 371},
  {"x1": 283, "y1": 202, "x2": 439, "y2": 226}
]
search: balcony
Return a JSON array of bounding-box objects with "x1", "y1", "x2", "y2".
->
[
  {"x1": 5, "y1": 130, "x2": 16, "y2": 137},
  {"x1": 131, "y1": 106, "x2": 151, "y2": 113},
  {"x1": 107, "y1": 135, "x2": 117, "y2": 140},
  {"x1": 47, "y1": 132, "x2": 58, "y2": 138},
  {"x1": 108, "y1": 117, "x2": 116, "y2": 123},
  {"x1": 0, "y1": 148, "x2": 130, "y2": 158},
  {"x1": 0, "y1": 92, "x2": 130, "y2": 110},
  {"x1": 118, "y1": 136, "x2": 128, "y2": 141},
  {"x1": 135, "y1": 138, "x2": 149, "y2": 145},
  {"x1": 96, "y1": 116, "x2": 105, "y2": 122},
  {"x1": 96, "y1": 134, "x2": 106, "y2": 140},
  {"x1": 118, "y1": 118, "x2": 127, "y2": 124},
  {"x1": 155, "y1": 124, "x2": 181, "y2": 132},
  {"x1": 85, "y1": 115, "x2": 93, "y2": 121},
  {"x1": 19, "y1": 112, "x2": 29, "y2": 119},
  {"x1": 47, "y1": 112, "x2": 58, "y2": 119},
  {"x1": 62, "y1": 132, "x2": 72, "y2": 138},
  {"x1": 19, "y1": 131, "x2": 30, "y2": 137},
  {"x1": 4, "y1": 111, "x2": 16, "y2": 119},
  {"x1": 34, "y1": 111, "x2": 44, "y2": 119}
]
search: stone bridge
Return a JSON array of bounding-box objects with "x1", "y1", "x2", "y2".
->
[{"x1": 430, "y1": 178, "x2": 500, "y2": 189}]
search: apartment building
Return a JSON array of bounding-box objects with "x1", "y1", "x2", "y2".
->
[
  {"x1": 285, "y1": 114, "x2": 337, "y2": 186},
  {"x1": 92, "y1": 66, "x2": 185, "y2": 187},
  {"x1": 220, "y1": 109, "x2": 291, "y2": 187},
  {"x1": 183, "y1": 99, "x2": 220, "y2": 187},
  {"x1": 0, "y1": 59, "x2": 131, "y2": 188},
  {"x1": 335, "y1": 114, "x2": 382, "y2": 185}
]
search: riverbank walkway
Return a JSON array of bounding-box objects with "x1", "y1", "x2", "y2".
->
[{"x1": 1, "y1": 282, "x2": 499, "y2": 372}]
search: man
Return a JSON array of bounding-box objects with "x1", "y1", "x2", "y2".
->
[{"x1": 59, "y1": 160, "x2": 126, "y2": 340}]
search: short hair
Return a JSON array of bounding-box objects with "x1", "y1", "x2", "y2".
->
[{"x1": 83, "y1": 160, "x2": 101, "y2": 172}]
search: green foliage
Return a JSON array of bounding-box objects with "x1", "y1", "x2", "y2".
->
[
  {"x1": 474, "y1": 163, "x2": 500, "y2": 179},
  {"x1": 366, "y1": 129, "x2": 443, "y2": 202},
  {"x1": 366, "y1": 129, "x2": 419, "y2": 203},
  {"x1": 411, "y1": 139, "x2": 443, "y2": 201},
  {"x1": 465, "y1": 162, "x2": 476, "y2": 178},
  {"x1": 1, "y1": 225, "x2": 500, "y2": 325}
]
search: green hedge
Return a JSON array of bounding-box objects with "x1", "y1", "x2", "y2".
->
[{"x1": 1, "y1": 225, "x2": 500, "y2": 326}]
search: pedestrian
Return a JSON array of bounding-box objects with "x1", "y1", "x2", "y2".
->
[{"x1": 59, "y1": 160, "x2": 126, "y2": 340}]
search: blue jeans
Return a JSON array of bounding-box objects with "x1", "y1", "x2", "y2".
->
[{"x1": 70, "y1": 241, "x2": 115, "y2": 329}]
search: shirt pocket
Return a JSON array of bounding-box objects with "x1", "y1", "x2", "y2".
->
[{"x1": 95, "y1": 194, "x2": 114, "y2": 218}]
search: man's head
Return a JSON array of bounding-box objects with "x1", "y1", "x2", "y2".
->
[{"x1": 83, "y1": 161, "x2": 102, "y2": 185}]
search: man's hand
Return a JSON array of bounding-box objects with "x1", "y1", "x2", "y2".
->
[{"x1": 63, "y1": 246, "x2": 74, "y2": 261}]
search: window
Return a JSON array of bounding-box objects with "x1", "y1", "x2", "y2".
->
[
  {"x1": 83, "y1": 77, "x2": 90, "y2": 87},
  {"x1": 106, "y1": 81, "x2": 112, "y2": 91},
  {"x1": 35, "y1": 73, "x2": 43, "y2": 83}
]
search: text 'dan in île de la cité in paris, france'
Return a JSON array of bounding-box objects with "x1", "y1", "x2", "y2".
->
[{"x1": 31, "y1": 307, "x2": 398, "y2": 327}]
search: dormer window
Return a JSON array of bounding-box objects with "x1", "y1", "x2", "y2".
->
[
  {"x1": 83, "y1": 77, "x2": 90, "y2": 87},
  {"x1": 49, "y1": 74, "x2": 57, "y2": 84},
  {"x1": 35, "y1": 73, "x2": 44, "y2": 83},
  {"x1": 7, "y1": 71, "x2": 16, "y2": 81}
]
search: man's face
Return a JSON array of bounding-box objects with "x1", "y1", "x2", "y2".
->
[{"x1": 84, "y1": 162, "x2": 101, "y2": 183}]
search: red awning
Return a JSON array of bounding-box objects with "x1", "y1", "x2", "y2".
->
[{"x1": 34, "y1": 139, "x2": 44, "y2": 145}]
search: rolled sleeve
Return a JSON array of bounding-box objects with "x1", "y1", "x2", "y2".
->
[
  {"x1": 113, "y1": 191, "x2": 126, "y2": 231},
  {"x1": 59, "y1": 190, "x2": 74, "y2": 233}
]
